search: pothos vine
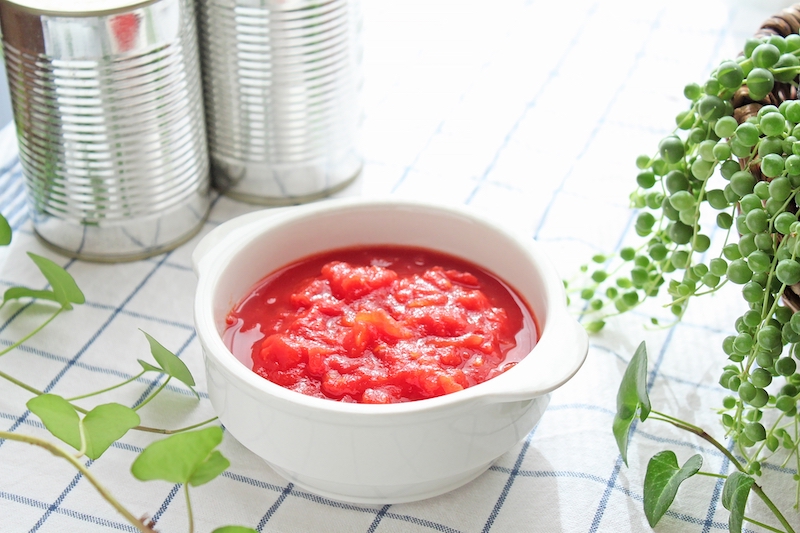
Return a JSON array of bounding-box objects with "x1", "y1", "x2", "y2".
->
[{"x1": 0, "y1": 217, "x2": 256, "y2": 533}]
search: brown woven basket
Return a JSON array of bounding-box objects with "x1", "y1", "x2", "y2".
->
[{"x1": 732, "y1": 4, "x2": 800, "y2": 311}]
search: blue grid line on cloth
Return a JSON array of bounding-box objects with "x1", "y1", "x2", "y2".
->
[
  {"x1": 627, "y1": 427, "x2": 800, "y2": 480},
  {"x1": 0, "y1": 279, "x2": 198, "y2": 333},
  {"x1": 390, "y1": 120, "x2": 446, "y2": 195},
  {"x1": 547, "y1": 402, "x2": 615, "y2": 416},
  {"x1": 379, "y1": 512, "x2": 464, "y2": 533},
  {"x1": 700, "y1": 5, "x2": 739, "y2": 76},
  {"x1": 0, "y1": 172, "x2": 19, "y2": 197},
  {"x1": 588, "y1": 456, "x2": 624, "y2": 533},
  {"x1": 582, "y1": 325, "x2": 727, "y2": 388},
  {"x1": 0, "y1": 2, "x2": 793, "y2": 532},
  {"x1": 701, "y1": 440, "x2": 735, "y2": 533},
  {"x1": 466, "y1": 0, "x2": 600, "y2": 208},
  {"x1": 0, "y1": 154, "x2": 27, "y2": 229},
  {"x1": 0, "y1": 171, "x2": 21, "y2": 202},
  {"x1": 0, "y1": 158, "x2": 20, "y2": 181},
  {"x1": 278, "y1": 485, "x2": 382, "y2": 512},
  {"x1": 546, "y1": 401, "x2": 798, "y2": 479},
  {"x1": 366, "y1": 504, "x2": 392, "y2": 533},
  {"x1": 150, "y1": 484, "x2": 181, "y2": 526},
  {"x1": 221, "y1": 471, "x2": 292, "y2": 494},
  {"x1": 0, "y1": 256, "x2": 756, "y2": 528},
  {"x1": 481, "y1": 432, "x2": 534, "y2": 533},
  {"x1": 148, "y1": 258, "x2": 194, "y2": 273},
  {"x1": 532, "y1": 8, "x2": 665, "y2": 241},
  {"x1": 589, "y1": 325, "x2": 677, "y2": 531},
  {"x1": 489, "y1": 467, "x2": 614, "y2": 485},
  {"x1": 0, "y1": 491, "x2": 139, "y2": 533},
  {"x1": 261, "y1": 484, "x2": 475, "y2": 533},
  {"x1": 0, "y1": 241, "x2": 190, "y2": 529},
  {"x1": 465, "y1": 0, "x2": 599, "y2": 204},
  {"x1": 482, "y1": 464, "x2": 742, "y2": 532},
  {"x1": 537, "y1": 233, "x2": 618, "y2": 254},
  {"x1": 648, "y1": 369, "x2": 724, "y2": 392},
  {"x1": 0, "y1": 340, "x2": 207, "y2": 400},
  {"x1": 30, "y1": 463, "x2": 95, "y2": 533},
  {"x1": 2, "y1": 405, "x2": 188, "y2": 459},
  {"x1": 47, "y1": 252, "x2": 195, "y2": 533},
  {"x1": 0, "y1": 300, "x2": 36, "y2": 337},
  {"x1": 257, "y1": 483, "x2": 297, "y2": 531},
  {"x1": 0, "y1": 381, "x2": 772, "y2": 530}
]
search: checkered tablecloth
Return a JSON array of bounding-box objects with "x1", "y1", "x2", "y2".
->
[{"x1": 1, "y1": 0, "x2": 799, "y2": 532}]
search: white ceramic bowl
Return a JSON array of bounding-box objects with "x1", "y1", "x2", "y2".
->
[{"x1": 193, "y1": 198, "x2": 588, "y2": 504}]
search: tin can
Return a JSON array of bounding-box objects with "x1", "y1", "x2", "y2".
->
[
  {"x1": 197, "y1": 0, "x2": 362, "y2": 205},
  {"x1": 0, "y1": 0, "x2": 210, "y2": 262}
]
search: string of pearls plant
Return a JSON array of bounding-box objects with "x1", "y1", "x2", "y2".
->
[{"x1": 570, "y1": 33, "x2": 800, "y2": 512}]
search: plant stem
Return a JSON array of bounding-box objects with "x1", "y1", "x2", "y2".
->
[
  {"x1": 751, "y1": 483, "x2": 797, "y2": 533},
  {"x1": 0, "y1": 431, "x2": 155, "y2": 533},
  {"x1": 0, "y1": 369, "x2": 92, "y2": 414},
  {"x1": 695, "y1": 471, "x2": 727, "y2": 479},
  {"x1": 66, "y1": 370, "x2": 147, "y2": 401},
  {"x1": 134, "y1": 377, "x2": 171, "y2": 412},
  {"x1": 796, "y1": 416, "x2": 800, "y2": 509},
  {"x1": 0, "y1": 367, "x2": 215, "y2": 434},
  {"x1": 0, "y1": 368, "x2": 44, "y2": 396},
  {"x1": 667, "y1": 281, "x2": 728, "y2": 306},
  {"x1": 0, "y1": 308, "x2": 62, "y2": 357},
  {"x1": 651, "y1": 411, "x2": 706, "y2": 437},
  {"x1": 133, "y1": 417, "x2": 218, "y2": 435},
  {"x1": 743, "y1": 515, "x2": 789, "y2": 533},
  {"x1": 77, "y1": 419, "x2": 87, "y2": 458},
  {"x1": 650, "y1": 411, "x2": 796, "y2": 533},
  {"x1": 184, "y1": 484, "x2": 194, "y2": 533}
]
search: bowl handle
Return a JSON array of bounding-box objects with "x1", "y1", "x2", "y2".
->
[
  {"x1": 192, "y1": 208, "x2": 290, "y2": 276},
  {"x1": 480, "y1": 313, "x2": 588, "y2": 404}
]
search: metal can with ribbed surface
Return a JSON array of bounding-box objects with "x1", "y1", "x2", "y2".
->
[
  {"x1": 196, "y1": 0, "x2": 362, "y2": 205},
  {"x1": 0, "y1": 0, "x2": 210, "y2": 261}
]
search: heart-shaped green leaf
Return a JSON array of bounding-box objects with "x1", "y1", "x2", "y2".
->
[
  {"x1": 643, "y1": 451, "x2": 702, "y2": 526},
  {"x1": 612, "y1": 341, "x2": 651, "y2": 465},
  {"x1": 27, "y1": 253, "x2": 85, "y2": 310},
  {"x1": 141, "y1": 331, "x2": 195, "y2": 389},
  {"x1": 137, "y1": 359, "x2": 162, "y2": 373},
  {"x1": 3, "y1": 287, "x2": 58, "y2": 305},
  {"x1": 189, "y1": 450, "x2": 230, "y2": 487},
  {"x1": 0, "y1": 213, "x2": 11, "y2": 246},
  {"x1": 82, "y1": 403, "x2": 140, "y2": 460},
  {"x1": 28, "y1": 395, "x2": 140, "y2": 458},
  {"x1": 27, "y1": 394, "x2": 81, "y2": 450},
  {"x1": 131, "y1": 426, "x2": 226, "y2": 485},
  {"x1": 213, "y1": 527, "x2": 258, "y2": 533},
  {"x1": 722, "y1": 471, "x2": 755, "y2": 533}
]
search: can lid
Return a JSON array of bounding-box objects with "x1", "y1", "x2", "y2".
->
[{"x1": 2, "y1": 0, "x2": 156, "y2": 15}]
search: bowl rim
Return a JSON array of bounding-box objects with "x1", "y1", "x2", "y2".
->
[{"x1": 194, "y1": 197, "x2": 577, "y2": 417}]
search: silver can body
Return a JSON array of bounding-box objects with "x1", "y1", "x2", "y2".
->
[
  {"x1": 0, "y1": 0, "x2": 210, "y2": 261},
  {"x1": 197, "y1": 0, "x2": 362, "y2": 205}
]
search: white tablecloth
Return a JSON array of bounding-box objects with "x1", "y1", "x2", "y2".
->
[{"x1": 1, "y1": 1, "x2": 798, "y2": 532}]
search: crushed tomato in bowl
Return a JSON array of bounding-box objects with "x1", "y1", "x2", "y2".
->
[{"x1": 223, "y1": 246, "x2": 538, "y2": 403}]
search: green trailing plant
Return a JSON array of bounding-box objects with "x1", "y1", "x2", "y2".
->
[
  {"x1": 567, "y1": 33, "x2": 800, "y2": 531},
  {"x1": 0, "y1": 215, "x2": 256, "y2": 533},
  {"x1": 615, "y1": 343, "x2": 796, "y2": 533}
]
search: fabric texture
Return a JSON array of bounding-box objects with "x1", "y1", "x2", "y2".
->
[{"x1": 0, "y1": 1, "x2": 797, "y2": 532}]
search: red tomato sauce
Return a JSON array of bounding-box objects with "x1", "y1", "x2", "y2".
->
[{"x1": 224, "y1": 246, "x2": 538, "y2": 403}]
